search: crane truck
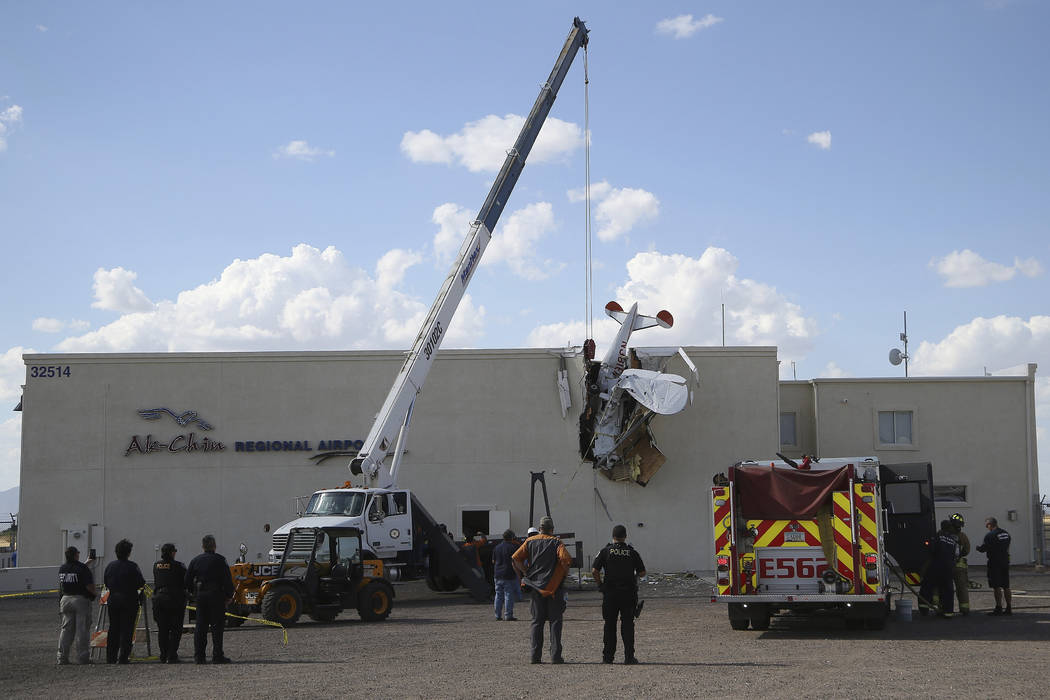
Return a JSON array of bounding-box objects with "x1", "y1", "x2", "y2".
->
[
  {"x1": 228, "y1": 17, "x2": 592, "y2": 625},
  {"x1": 710, "y1": 456, "x2": 936, "y2": 630}
]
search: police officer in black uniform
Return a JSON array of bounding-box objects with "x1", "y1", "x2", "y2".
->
[
  {"x1": 152, "y1": 542, "x2": 187, "y2": 663},
  {"x1": 185, "y1": 534, "x2": 235, "y2": 664},
  {"x1": 592, "y1": 524, "x2": 646, "y2": 664},
  {"x1": 103, "y1": 538, "x2": 146, "y2": 664}
]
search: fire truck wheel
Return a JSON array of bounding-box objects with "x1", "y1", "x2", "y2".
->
[
  {"x1": 750, "y1": 610, "x2": 771, "y2": 630},
  {"x1": 844, "y1": 617, "x2": 864, "y2": 630},
  {"x1": 358, "y1": 581, "x2": 393, "y2": 621},
  {"x1": 261, "y1": 585, "x2": 303, "y2": 626},
  {"x1": 728, "y1": 603, "x2": 751, "y2": 630},
  {"x1": 729, "y1": 616, "x2": 750, "y2": 630}
]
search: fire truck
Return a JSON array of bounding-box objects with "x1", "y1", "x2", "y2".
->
[{"x1": 710, "y1": 456, "x2": 936, "y2": 630}]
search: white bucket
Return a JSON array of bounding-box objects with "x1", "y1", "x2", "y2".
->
[{"x1": 896, "y1": 598, "x2": 913, "y2": 621}]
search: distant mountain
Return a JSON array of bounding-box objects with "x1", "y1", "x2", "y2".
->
[{"x1": 0, "y1": 486, "x2": 18, "y2": 520}]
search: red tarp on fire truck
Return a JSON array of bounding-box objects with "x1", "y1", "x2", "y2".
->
[{"x1": 729, "y1": 465, "x2": 851, "y2": 519}]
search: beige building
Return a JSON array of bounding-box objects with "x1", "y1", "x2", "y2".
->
[
  {"x1": 14, "y1": 350, "x2": 1040, "y2": 573},
  {"x1": 779, "y1": 364, "x2": 1042, "y2": 563}
]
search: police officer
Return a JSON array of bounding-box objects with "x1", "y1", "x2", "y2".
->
[
  {"x1": 592, "y1": 524, "x2": 646, "y2": 664},
  {"x1": 185, "y1": 534, "x2": 235, "y2": 664},
  {"x1": 918, "y1": 520, "x2": 958, "y2": 618},
  {"x1": 103, "y1": 538, "x2": 146, "y2": 663},
  {"x1": 152, "y1": 543, "x2": 187, "y2": 663},
  {"x1": 948, "y1": 513, "x2": 970, "y2": 615}
]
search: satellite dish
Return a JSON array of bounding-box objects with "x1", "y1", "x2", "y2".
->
[{"x1": 889, "y1": 348, "x2": 903, "y2": 366}]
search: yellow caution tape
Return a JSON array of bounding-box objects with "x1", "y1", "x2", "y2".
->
[
  {"x1": 0, "y1": 588, "x2": 59, "y2": 598},
  {"x1": 184, "y1": 602, "x2": 288, "y2": 647}
]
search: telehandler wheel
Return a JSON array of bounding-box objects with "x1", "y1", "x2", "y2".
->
[
  {"x1": 261, "y1": 585, "x2": 303, "y2": 626},
  {"x1": 225, "y1": 614, "x2": 246, "y2": 628},
  {"x1": 308, "y1": 610, "x2": 339, "y2": 623},
  {"x1": 357, "y1": 581, "x2": 393, "y2": 621}
]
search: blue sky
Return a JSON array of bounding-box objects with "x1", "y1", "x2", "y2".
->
[{"x1": 1, "y1": 1, "x2": 1048, "y2": 493}]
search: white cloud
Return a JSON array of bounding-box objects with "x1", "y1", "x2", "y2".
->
[
  {"x1": 401, "y1": 114, "x2": 582, "y2": 173},
  {"x1": 0, "y1": 416, "x2": 20, "y2": 491},
  {"x1": 567, "y1": 180, "x2": 659, "y2": 242},
  {"x1": 527, "y1": 248, "x2": 818, "y2": 367},
  {"x1": 375, "y1": 248, "x2": 423, "y2": 290},
  {"x1": 91, "y1": 267, "x2": 155, "y2": 313},
  {"x1": 912, "y1": 315, "x2": 1050, "y2": 375},
  {"x1": 655, "y1": 14, "x2": 724, "y2": 39},
  {"x1": 484, "y1": 202, "x2": 561, "y2": 280},
  {"x1": 432, "y1": 201, "x2": 562, "y2": 280},
  {"x1": 431, "y1": 203, "x2": 474, "y2": 265},
  {"x1": 32, "y1": 318, "x2": 90, "y2": 333},
  {"x1": 272, "y1": 140, "x2": 335, "y2": 161},
  {"x1": 0, "y1": 346, "x2": 30, "y2": 488},
  {"x1": 57, "y1": 243, "x2": 486, "y2": 353},
  {"x1": 821, "y1": 361, "x2": 849, "y2": 378},
  {"x1": 0, "y1": 104, "x2": 24, "y2": 152},
  {"x1": 929, "y1": 249, "x2": 1043, "y2": 288},
  {"x1": 807, "y1": 130, "x2": 832, "y2": 150},
  {"x1": 36, "y1": 24, "x2": 48, "y2": 32}
]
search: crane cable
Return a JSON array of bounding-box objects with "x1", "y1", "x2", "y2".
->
[{"x1": 583, "y1": 44, "x2": 593, "y2": 342}]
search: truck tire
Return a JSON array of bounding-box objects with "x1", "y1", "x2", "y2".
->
[
  {"x1": 357, "y1": 581, "x2": 393, "y2": 621},
  {"x1": 728, "y1": 603, "x2": 750, "y2": 630},
  {"x1": 261, "y1": 585, "x2": 303, "y2": 626},
  {"x1": 750, "y1": 607, "x2": 771, "y2": 631},
  {"x1": 729, "y1": 616, "x2": 750, "y2": 630},
  {"x1": 425, "y1": 573, "x2": 461, "y2": 592},
  {"x1": 308, "y1": 609, "x2": 339, "y2": 623}
]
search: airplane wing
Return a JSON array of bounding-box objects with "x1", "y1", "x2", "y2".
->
[{"x1": 613, "y1": 369, "x2": 688, "y2": 415}]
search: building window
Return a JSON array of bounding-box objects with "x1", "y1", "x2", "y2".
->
[
  {"x1": 779, "y1": 412, "x2": 797, "y2": 446},
  {"x1": 934, "y1": 485, "x2": 968, "y2": 503},
  {"x1": 878, "y1": 410, "x2": 913, "y2": 445}
]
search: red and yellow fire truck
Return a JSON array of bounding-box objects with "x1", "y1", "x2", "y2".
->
[{"x1": 711, "y1": 456, "x2": 935, "y2": 630}]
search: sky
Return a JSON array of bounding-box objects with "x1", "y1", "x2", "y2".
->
[{"x1": 1, "y1": 1, "x2": 1048, "y2": 495}]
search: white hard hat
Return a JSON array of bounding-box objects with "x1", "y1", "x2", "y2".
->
[{"x1": 527, "y1": 527, "x2": 539, "y2": 536}]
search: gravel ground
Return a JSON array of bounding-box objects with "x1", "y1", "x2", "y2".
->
[{"x1": 2, "y1": 567, "x2": 1049, "y2": 699}]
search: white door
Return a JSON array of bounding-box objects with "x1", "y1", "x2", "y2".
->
[{"x1": 364, "y1": 492, "x2": 413, "y2": 558}]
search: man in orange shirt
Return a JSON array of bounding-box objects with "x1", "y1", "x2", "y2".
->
[{"x1": 512, "y1": 516, "x2": 572, "y2": 664}]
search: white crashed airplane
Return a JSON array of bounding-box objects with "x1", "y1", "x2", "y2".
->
[{"x1": 582, "y1": 301, "x2": 697, "y2": 485}]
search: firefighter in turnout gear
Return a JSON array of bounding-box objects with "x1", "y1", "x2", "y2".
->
[
  {"x1": 918, "y1": 521, "x2": 959, "y2": 617},
  {"x1": 592, "y1": 524, "x2": 646, "y2": 664},
  {"x1": 948, "y1": 513, "x2": 971, "y2": 615}
]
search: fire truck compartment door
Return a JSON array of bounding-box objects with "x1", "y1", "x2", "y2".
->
[
  {"x1": 754, "y1": 546, "x2": 827, "y2": 594},
  {"x1": 879, "y1": 462, "x2": 936, "y2": 574}
]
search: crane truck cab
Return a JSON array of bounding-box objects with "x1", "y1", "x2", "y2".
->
[{"x1": 269, "y1": 488, "x2": 415, "y2": 568}]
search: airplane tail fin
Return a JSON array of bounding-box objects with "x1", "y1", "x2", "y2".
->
[{"x1": 604, "y1": 301, "x2": 673, "y2": 330}]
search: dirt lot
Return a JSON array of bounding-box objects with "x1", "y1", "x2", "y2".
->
[{"x1": 2, "y1": 567, "x2": 1049, "y2": 699}]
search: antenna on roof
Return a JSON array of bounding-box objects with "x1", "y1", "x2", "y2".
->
[{"x1": 888, "y1": 311, "x2": 909, "y2": 377}]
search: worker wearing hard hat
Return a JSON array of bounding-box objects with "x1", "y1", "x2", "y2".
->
[{"x1": 948, "y1": 513, "x2": 971, "y2": 615}]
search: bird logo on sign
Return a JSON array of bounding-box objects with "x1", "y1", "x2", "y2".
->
[{"x1": 137, "y1": 408, "x2": 214, "y2": 431}]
